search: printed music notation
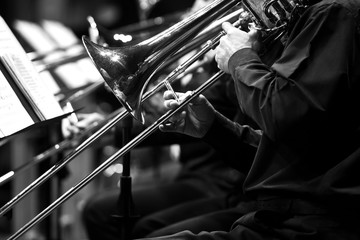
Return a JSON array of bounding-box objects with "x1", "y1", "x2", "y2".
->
[
  {"x1": 0, "y1": 53, "x2": 64, "y2": 120},
  {"x1": 0, "y1": 71, "x2": 34, "y2": 137},
  {"x1": 0, "y1": 16, "x2": 66, "y2": 138},
  {"x1": 0, "y1": 16, "x2": 64, "y2": 122}
]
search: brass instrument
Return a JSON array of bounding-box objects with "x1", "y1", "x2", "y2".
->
[
  {"x1": 153, "y1": 7, "x2": 246, "y2": 79},
  {"x1": 82, "y1": 0, "x2": 241, "y2": 124},
  {"x1": 3, "y1": 0, "x2": 308, "y2": 239}
]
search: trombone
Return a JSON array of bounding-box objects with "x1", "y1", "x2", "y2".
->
[
  {"x1": 30, "y1": 11, "x2": 182, "y2": 72},
  {"x1": 0, "y1": 6, "x2": 210, "y2": 186},
  {"x1": 3, "y1": 0, "x2": 298, "y2": 238}
]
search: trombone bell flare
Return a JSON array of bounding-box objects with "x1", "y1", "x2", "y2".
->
[
  {"x1": 82, "y1": 0, "x2": 242, "y2": 125},
  {"x1": 82, "y1": 36, "x2": 145, "y2": 123}
]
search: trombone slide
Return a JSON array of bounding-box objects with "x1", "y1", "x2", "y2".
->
[{"x1": 6, "y1": 70, "x2": 225, "y2": 240}]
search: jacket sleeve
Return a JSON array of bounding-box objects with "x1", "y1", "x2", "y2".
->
[
  {"x1": 228, "y1": 3, "x2": 360, "y2": 143},
  {"x1": 202, "y1": 110, "x2": 262, "y2": 174}
]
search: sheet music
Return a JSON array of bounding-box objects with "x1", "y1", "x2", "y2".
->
[
  {"x1": 18, "y1": 19, "x2": 102, "y2": 89},
  {"x1": 13, "y1": 19, "x2": 58, "y2": 54},
  {"x1": 0, "y1": 16, "x2": 64, "y2": 120},
  {"x1": 41, "y1": 50, "x2": 90, "y2": 88},
  {"x1": 75, "y1": 57, "x2": 103, "y2": 83},
  {"x1": 41, "y1": 20, "x2": 103, "y2": 85},
  {"x1": 41, "y1": 20, "x2": 79, "y2": 48},
  {"x1": 0, "y1": 71, "x2": 34, "y2": 137}
]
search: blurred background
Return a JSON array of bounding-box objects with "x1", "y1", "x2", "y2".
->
[{"x1": 0, "y1": 0, "x2": 196, "y2": 37}]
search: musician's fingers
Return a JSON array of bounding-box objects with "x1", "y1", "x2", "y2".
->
[
  {"x1": 159, "y1": 119, "x2": 182, "y2": 132},
  {"x1": 159, "y1": 111, "x2": 185, "y2": 132},
  {"x1": 164, "y1": 90, "x2": 180, "y2": 100},
  {"x1": 248, "y1": 27, "x2": 259, "y2": 39},
  {"x1": 75, "y1": 122, "x2": 88, "y2": 130},
  {"x1": 164, "y1": 98, "x2": 180, "y2": 109},
  {"x1": 159, "y1": 122, "x2": 177, "y2": 132},
  {"x1": 167, "y1": 110, "x2": 186, "y2": 122},
  {"x1": 222, "y1": 22, "x2": 236, "y2": 34},
  {"x1": 62, "y1": 127, "x2": 71, "y2": 138},
  {"x1": 64, "y1": 125, "x2": 80, "y2": 137}
]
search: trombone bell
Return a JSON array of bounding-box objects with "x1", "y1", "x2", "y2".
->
[
  {"x1": 82, "y1": 36, "x2": 146, "y2": 123},
  {"x1": 82, "y1": 0, "x2": 242, "y2": 125}
]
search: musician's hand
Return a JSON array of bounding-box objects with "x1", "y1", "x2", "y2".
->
[
  {"x1": 61, "y1": 112, "x2": 105, "y2": 139},
  {"x1": 215, "y1": 22, "x2": 259, "y2": 73},
  {"x1": 159, "y1": 90, "x2": 215, "y2": 138}
]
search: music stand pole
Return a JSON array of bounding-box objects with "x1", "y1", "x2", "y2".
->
[{"x1": 114, "y1": 115, "x2": 138, "y2": 240}]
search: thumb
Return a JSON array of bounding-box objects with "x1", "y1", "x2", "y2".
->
[
  {"x1": 222, "y1": 22, "x2": 235, "y2": 34},
  {"x1": 248, "y1": 23, "x2": 260, "y2": 38},
  {"x1": 248, "y1": 28, "x2": 259, "y2": 38}
]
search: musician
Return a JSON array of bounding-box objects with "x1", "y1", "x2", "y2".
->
[
  {"x1": 79, "y1": 61, "x2": 261, "y2": 240},
  {"x1": 154, "y1": 0, "x2": 360, "y2": 239},
  {"x1": 77, "y1": 0, "x2": 265, "y2": 238},
  {"x1": 61, "y1": 112, "x2": 105, "y2": 139}
]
